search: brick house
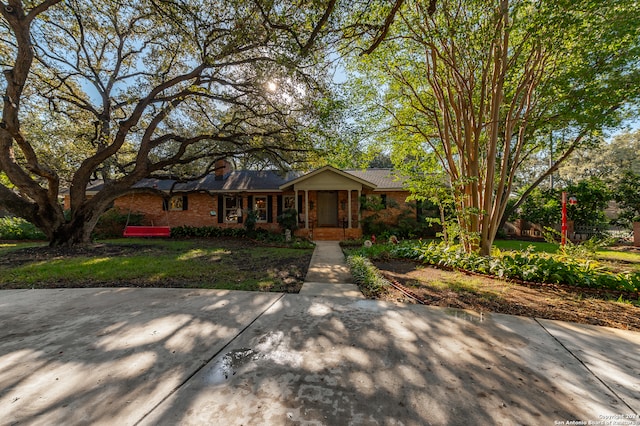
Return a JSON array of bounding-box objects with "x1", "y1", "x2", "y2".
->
[{"x1": 74, "y1": 164, "x2": 417, "y2": 240}]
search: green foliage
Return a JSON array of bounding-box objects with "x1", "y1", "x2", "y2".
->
[
  {"x1": 388, "y1": 241, "x2": 639, "y2": 293},
  {"x1": 0, "y1": 217, "x2": 46, "y2": 240},
  {"x1": 276, "y1": 209, "x2": 299, "y2": 232},
  {"x1": 519, "y1": 189, "x2": 561, "y2": 226},
  {"x1": 613, "y1": 171, "x2": 640, "y2": 226},
  {"x1": 346, "y1": 0, "x2": 640, "y2": 255},
  {"x1": 168, "y1": 225, "x2": 314, "y2": 248},
  {"x1": 93, "y1": 209, "x2": 143, "y2": 239},
  {"x1": 346, "y1": 254, "x2": 389, "y2": 297},
  {"x1": 244, "y1": 210, "x2": 259, "y2": 235},
  {"x1": 565, "y1": 178, "x2": 611, "y2": 227},
  {"x1": 170, "y1": 226, "x2": 248, "y2": 239},
  {"x1": 516, "y1": 177, "x2": 610, "y2": 227}
]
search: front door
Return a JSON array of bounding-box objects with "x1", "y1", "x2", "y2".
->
[{"x1": 317, "y1": 191, "x2": 338, "y2": 227}]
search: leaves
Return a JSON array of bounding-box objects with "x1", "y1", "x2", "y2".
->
[{"x1": 388, "y1": 240, "x2": 639, "y2": 292}]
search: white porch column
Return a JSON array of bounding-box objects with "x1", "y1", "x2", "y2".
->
[
  {"x1": 348, "y1": 190, "x2": 352, "y2": 228},
  {"x1": 304, "y1": 189, "x2": 309, "y2": 229}
]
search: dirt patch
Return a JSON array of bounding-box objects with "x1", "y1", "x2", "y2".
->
[{"x1": 374, "y1": 260, "x2": 640, "y2": 332}]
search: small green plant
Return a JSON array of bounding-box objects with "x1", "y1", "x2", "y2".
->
[
  {"x1": 346, "y1": 254, "x2": 389, "y2": 297},
  {"x1": 387, "y1": 240, "x2": 639, "y2": 293},
  {"x1": 542, "y1": 226, "x2": 614, "y2": 260},
  {"x1": 244, "y1": 210, "x2": 259, "y2": 235},
  {"x1": 277, "y1": 209, "x2": 299, "y2": 233}
]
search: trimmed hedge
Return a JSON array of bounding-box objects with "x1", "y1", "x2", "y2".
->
[{"x1": 170, "y1": 225, "x2": 248, "y2": 238}]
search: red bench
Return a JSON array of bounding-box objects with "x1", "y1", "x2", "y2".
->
[{"x1": 123, "y1": 226, "x2": 171, "y2": 237}]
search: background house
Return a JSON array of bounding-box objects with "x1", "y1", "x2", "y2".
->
[{"x1": 100, "y1": 164, "x2": 418, "y2": 240}]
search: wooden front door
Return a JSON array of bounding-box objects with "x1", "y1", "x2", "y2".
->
[{"x1": 317, "y1": 191, "x2": 338, "y2": 227}]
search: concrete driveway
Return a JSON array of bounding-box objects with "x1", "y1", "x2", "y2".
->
[{"x1": 0, "y1": 288, "x2": 638, "y2": 425}]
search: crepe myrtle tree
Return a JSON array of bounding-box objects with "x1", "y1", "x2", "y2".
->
[
  {"x1": 347, "y1": 0, "x2": 640, "y2": 255},
  {"x1": 0, "y1": 0, "x2": 410, "y2": 246}
]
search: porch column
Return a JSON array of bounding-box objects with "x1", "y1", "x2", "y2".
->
[
  {"x1": 304, "y1": 189, "x2": 309, "y2": 229},
  {"x1": 348, "y1": 190, "x2": 352, "y2": 228},
  {"x1": 357, "y1": 189, "x2": 362, "y2": 228}
]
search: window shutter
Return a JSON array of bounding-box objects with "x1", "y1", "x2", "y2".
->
[
  {"x1": 416, "y1": 199, "x2": 423, "y2": 221},
  {"x1": 237, "y1": 197, "x2": 243, "y2": 224},
  {"x1": 248, "y1": 196, "x2": 253, "y2": 211},
  {"x1": 381, "y1": 194, "x2": 387, "y2": 208},
  {"x1": 182, "y1": 195, "x2": 188, "y2": 211},
  {"x1": 277, "y1": 195, "x2": 283, "y2": 216},
  {"x1": 267, "y1": 195, "x2": 273, "y2": 223},
  {"x1": 298, "y1": 195, "x2": 303, "y2": 213},
  {"x1": 162, "y1": 199, "x2": 168, "y2": 211},
  {"x1": 218, "y1": 195, "x2": 223, "y2": 223}
]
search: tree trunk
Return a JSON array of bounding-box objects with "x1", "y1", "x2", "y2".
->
[{"x1": 48, "y1": 205, "x2": 105, "y2": 247}]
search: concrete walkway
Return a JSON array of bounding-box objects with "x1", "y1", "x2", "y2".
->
[{"x1": 298, "y1": 241, "x2": 364, "y2": 298}]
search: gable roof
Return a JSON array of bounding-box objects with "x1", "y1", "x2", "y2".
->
[{"x1": 278, "y1": 165, "x2": 377, "y2": 190}]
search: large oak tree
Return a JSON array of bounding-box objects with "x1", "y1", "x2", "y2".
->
[{"x1": 0, "y1": 0, "x2": 406, "y2": 246}]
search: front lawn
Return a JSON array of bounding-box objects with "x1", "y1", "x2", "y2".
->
[{"x1": 0, "y1": 238, "x2": 313, "y2": 292}]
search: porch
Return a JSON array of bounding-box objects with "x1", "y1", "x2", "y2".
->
[{"x1": 281, "y1": 166, "x2": 374, "y2": 241}]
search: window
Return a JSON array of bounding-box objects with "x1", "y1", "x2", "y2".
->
[
  {"x1": 284, "y1": 195, "x2": 295, "y2": 210},
  {"x1": 163, "y1": 195, "x2": 188, "y2": 211},
  {"x1": 224, "y1": 196, "x2": 240, "y2": 223},
  {"x1": 170, "y1": 196, "x2": 184, "y2": 211},
  {"x1": 254, "y1": 196, "x2": 268, "y2": 222}
]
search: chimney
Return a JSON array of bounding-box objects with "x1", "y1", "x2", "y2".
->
[{"x1": 215, "y1": 159, "x2": 231, "y2": 181}]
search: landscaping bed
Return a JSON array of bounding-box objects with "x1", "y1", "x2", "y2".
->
[{"x1": 373, "y1": 259, "x2": 640, "y2": 331}]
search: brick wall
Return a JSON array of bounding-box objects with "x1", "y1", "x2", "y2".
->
[
  {"x1": 111, "y1": 189, "x2": 413, "y2": 237},
  {"x1": 114, "y1": 192, "x2": 288, "y2": 231}
]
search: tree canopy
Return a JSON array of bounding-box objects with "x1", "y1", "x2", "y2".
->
[
  {"x1": 0, "y1": 0, "x2": 407, "y2": 246},
  {"x1": 346, "y1": 0, "x2": 640, "y2": 254}
]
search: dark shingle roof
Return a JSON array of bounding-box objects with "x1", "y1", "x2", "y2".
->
[
  {"x1": 175, "y1": 170, "x2": 302, "y2": 192},
  {"x1": 343, "y1": 169, "x2": 405, "y2": 189},
  {"x1": 77, "y1": 168, "x2": 406, "y2": 194}
]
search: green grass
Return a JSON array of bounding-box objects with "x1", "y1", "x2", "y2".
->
[
  {"x1": 0, "y1": 239, "x2": 313, "y2": 291},
  {"x1": 595, "y1": 249, "x2": 640, "y2": 264},
  {"x1": 492, "y1": 239, "x2": 559, "y2": 254},
  {"x1": 494, "y1": 238, "x2": 640, "y2": 269}
]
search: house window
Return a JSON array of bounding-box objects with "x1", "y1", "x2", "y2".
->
[
  {"x1": 254, "y1": 196, "x2": 268, "y2": 222},
  {"x1": 163, "y1": 195, "x2": 188, "y2": 211},
  {"x1": 170, "y1": 196, "x2": 184, "y2": 211},
  {"x1": 224, "y1": 196, "x2": 240, "y2": 223},
  {"x1": 284, "y1": 195, "x2": 295, "y2": 210}
]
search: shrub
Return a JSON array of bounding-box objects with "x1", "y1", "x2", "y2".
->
[
  {"x1": 170, "y1": 225, "x2": 247, "y2": 239},
  {"x1": 388, "y1": 240, "x2": 639, "y2": 293},
  {"x1": 346, "y1": 254, "x2": 389, "y2": 297},
  {"x1": 93, "y1": 208, "x2": 143, "y2": 239},
  {"x1": 0, "y1": 217, "x2": 46, "y2": 240},
  {"x1": 244, "y1": 210, "x2": 258, "y2": 236},
  {"x1": 277, "y1": 209, "x2": 299, "y2": 232}
]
